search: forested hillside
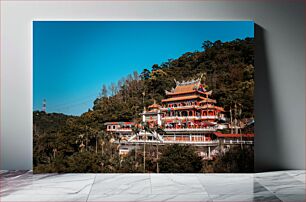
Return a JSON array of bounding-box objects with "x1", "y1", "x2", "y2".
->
[
  {"x1": 33, "y1": 38, "x2": 254, "y2": 173},
  {"x1": 93, "y1": 37, "x2": 254, "y2": 123}
]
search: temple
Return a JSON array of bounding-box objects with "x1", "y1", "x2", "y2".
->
[
  {"x1": 104, "y1": 79, "x2": 254, "y2": 158},
  {"x1": 162, "y1": 79, "x2": 225, "y2": 121}
]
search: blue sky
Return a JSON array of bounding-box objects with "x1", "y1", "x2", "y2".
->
[{"x1": 33, "y1": 21, "x2": 254, "y2": 115}]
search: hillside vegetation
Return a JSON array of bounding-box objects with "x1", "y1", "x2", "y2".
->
[{"x1": 33, "y1": 38, "x2": 254, "y2": 173}]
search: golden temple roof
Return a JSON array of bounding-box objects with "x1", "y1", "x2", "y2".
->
[
  {"x1": 165, "y1": 79, "x2": 209, "y2": 96},
  {"x1": 162, "y1": 95, "x2": 205, "y2": 102},
  {"x1": 171, "y1": 84, "x2": 197, "y2": 94}
]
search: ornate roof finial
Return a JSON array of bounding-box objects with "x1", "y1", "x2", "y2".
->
[
  {"x1": 174, "y1": 79, "x2": 180, "y2": 86},
  {"x1": 199, "y1": 73, "x2": 207, "y2": 84}
]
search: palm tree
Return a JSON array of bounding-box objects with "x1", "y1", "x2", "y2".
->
[
  {"x1": 142, "y1": 122, "x2": 152, "y2": 173},
  {"x1": 152, "y1": 124, "x2": 166, "y2": 173},
  {"x1": 131, "y1": 124, "x2": 141, "y2": 162}
]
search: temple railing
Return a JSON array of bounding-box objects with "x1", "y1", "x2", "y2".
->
[
  {"x1": 162, "y1": 140, "x2": 219, "y2": 144},
  {"x1": 123, "y1": 139, "x2": 220, "y2": 145},
  {"x1": 162, "y1": 116, "x2": 219, "y2": 120},
  {"x1": 117, "y1": 128, "x2": 132, "y2": 131},
  {"x1": 223, "y1": 140, "x2": 253, "y2": 145},
  {"x1": 160, "y1": 104, "x2": 217, "y2": 111},
  {"x1": 107, "y1": 128, "x2": 132, "y2": 132},
  {"x1": 118, "y1": 139, "x2": 253, "y2": 145},
  {"x1": 160, "y1": 106, "x2": 196, "y2": 110},
  {"x1": 164, "y1": 128, "x2": 216, "y2": 132}
]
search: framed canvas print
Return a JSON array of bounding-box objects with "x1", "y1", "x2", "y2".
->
[{"x1": 33, "y1": 21, "x2": 254, "y2": 173}]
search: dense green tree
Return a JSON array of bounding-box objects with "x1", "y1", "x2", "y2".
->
[
  {"x1": 202, "y1": 40, "x2": 213, "y2": 51},
  {"x1": 203, "y1": 145, "x2": 254, "y2": 173},
  {"x1": 151, "y1": 64, "x2": 160, "y2": 71},
  {"x1": 140, "y1": 69, "x2": 151, "y2": 80},
  {"x1": 159, "y1": 144, "x2": 203, "y2": 173}
]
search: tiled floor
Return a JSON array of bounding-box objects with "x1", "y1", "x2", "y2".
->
[{"x1": 0, "y1": 170, "x2": 305, "y2": 202}]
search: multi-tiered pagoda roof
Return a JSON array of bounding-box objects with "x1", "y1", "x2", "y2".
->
[{"x1": 161, "y1": 79, "x2": 224, "y2": 118}]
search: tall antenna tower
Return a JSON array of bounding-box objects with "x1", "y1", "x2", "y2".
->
[{"x1": 42, "y1": 99, "x2": 46, "y2": 112}]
